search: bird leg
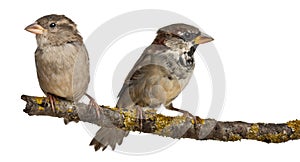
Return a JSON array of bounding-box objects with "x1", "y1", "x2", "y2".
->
[
  {"x1": 47, "y1": 93, "x2": 56, "y2": 112},
  {"x1": 135, "y1": 105, "x2": 145, "y2": 131},
  {"x1": 85, "y1": 93, "x2": 101, "y2": 118},
  {"x1": 166, "y1": 103, "x2": 199, "y2": 126}
]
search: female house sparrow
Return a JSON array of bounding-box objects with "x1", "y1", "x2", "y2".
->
[
  {"x1": 25, "y1": 14, "x2": 93, "y2": 112},
  {"x1": 90, "y1": 23, "x2": 213, "y2": 151}
]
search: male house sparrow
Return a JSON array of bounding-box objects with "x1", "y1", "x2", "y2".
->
[
  {"x1": 90, "y1": 23, "x2": 214, "y2": 151},
  {"x1": 25, "y1": 14, "x2": 96, "y2": 112}
]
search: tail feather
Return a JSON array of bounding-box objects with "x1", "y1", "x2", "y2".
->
[
  {"x1": 90, "y1": 127, "x2": 129, "y2": 151},
  {"x1": 90, "y1": 87, "x2": 132, "y2": 151}
]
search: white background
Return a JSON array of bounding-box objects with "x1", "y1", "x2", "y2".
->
[{"x1": 1, "y1": 0, "x2": 300, "y2": 161}]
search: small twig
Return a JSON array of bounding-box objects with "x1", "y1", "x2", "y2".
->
[{"x1": 21, "y1": 95, "x2": 300, "y2": 143}]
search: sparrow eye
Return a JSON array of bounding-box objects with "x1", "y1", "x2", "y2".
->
[
  {"x1": 184, "y1": 32, "x2": 191, "y2": 39},
  {"x1": 49, "y1": 23, "x2": 56, "y2": 28},
  {"x1": 165, "y1": 33, "x2": 172, "y2": 38}
]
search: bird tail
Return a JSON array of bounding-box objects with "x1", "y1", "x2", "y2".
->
[{"x1": 90, "y1": 127, "x2": 129, "y2": 151}]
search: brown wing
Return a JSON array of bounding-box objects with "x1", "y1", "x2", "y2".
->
[{"x1": 122, "y1": 64, "x2": 181, "y2": 108}]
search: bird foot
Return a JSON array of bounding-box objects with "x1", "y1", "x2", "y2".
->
[
  {"x1": 47, "y1": 94, "x2": 56, "y2": 113},
  {"x1": 166, "y1": 103, "x2": 199, "y2": 127},
  {"x1": 135, "y1": 105, "x2": 145, "y2": 131},
  {"x1": 181, "y1": 111, "x2": 199, "y2": 126},
  {"x1": 85, "y1": 93, "x2": 102, "y2": 118}
]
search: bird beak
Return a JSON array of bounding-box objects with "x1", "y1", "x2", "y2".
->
[
  {"x1": 194, "y1": 32, "x2": 214, "y2": 44},
  {"x1": 25, "y1": 22, "x2": 45, "y2": 35}
]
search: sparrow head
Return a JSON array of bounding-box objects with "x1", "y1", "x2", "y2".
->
[
  {"x1": 25, "y1": 14, "x2": 82, "y2": 47},
  {"x1": 153, "y1": 23, "x2": 213, "y2": 55},
  {"x1": 153, "y1": 23, "x2": 213, "y2": 67}
]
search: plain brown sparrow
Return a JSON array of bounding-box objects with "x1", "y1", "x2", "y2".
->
[{"x1": 25, "y1": 14, "x2": 97, "y2": 112}]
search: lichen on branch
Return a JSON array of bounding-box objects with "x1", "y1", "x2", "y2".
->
[{"x1": 22, "y1": 95, "x2": 300, "y2": 143}]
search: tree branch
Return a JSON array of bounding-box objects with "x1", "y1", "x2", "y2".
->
[{"x1": 22, "y1": 95, "x2": 300, "y2": 143}]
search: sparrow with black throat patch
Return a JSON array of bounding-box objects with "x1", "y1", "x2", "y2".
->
[{"x1": 89, "y1": 23, "x2": 214, "y2": 151}]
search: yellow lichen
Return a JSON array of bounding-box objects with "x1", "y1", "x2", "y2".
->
[
  {"x1": 38, "y1": 106, "x2": 44, "y2": 111},
  {"x1": 193, "y1": 117, "x2": 205, "y2": 125},
  {"x1": 246, "y1": 124, "x2": 259, "y2": 139},
  {"x1": 155, "y1": 114, "x2": 173, "y2": 131},
  {"x1": 67, "y1": 108, "x2": 73, "y2": 113},
  {"x1": 287, "y1": 120, "x2": 300, "y2": 139},
  {"x1": 256, "y1": 132, "x2": 289, "y2": 143},
  {"x1": 122, "y1": 110, "x2": 138, "y2": 131},
  {"x1": 154, "y1": 114, "x2": 186, "y2": 135},
  {"x1": 228, "y1": 133, "x2": 242, "y2": 141},
  {"x1": 120, "y1": 107, "x2": 202, "y2": 135},
  {"x1": 34, "y1": 97, "x2": 44, "y2": 105},
  {"x1": 107, "y1": 106, "x2": 118, "y2": 111},
  {"x1": 55, "y1": 106, "x2": 60, "y2": 112},
  {"x1": 246, "y1": 123, "x2": 290, "y2": 143}
]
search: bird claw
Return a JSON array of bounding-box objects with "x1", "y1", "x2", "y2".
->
[
  {"x1": 135, "y1": 106, "x2": 145, "y2": 131},
  {"x1": 47, "y1": 94, "x2": 56, "y2": 113},
  {"x1": 85, "y1": 93, "x2": 101, "y2": 118},
  {"x1": 166, "y1": 103, "x2": 199, "y2": 127}
]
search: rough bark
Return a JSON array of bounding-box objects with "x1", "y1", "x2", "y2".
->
[{"x1": 22, "y1": 95, "x2": 300, "y2": 143}]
